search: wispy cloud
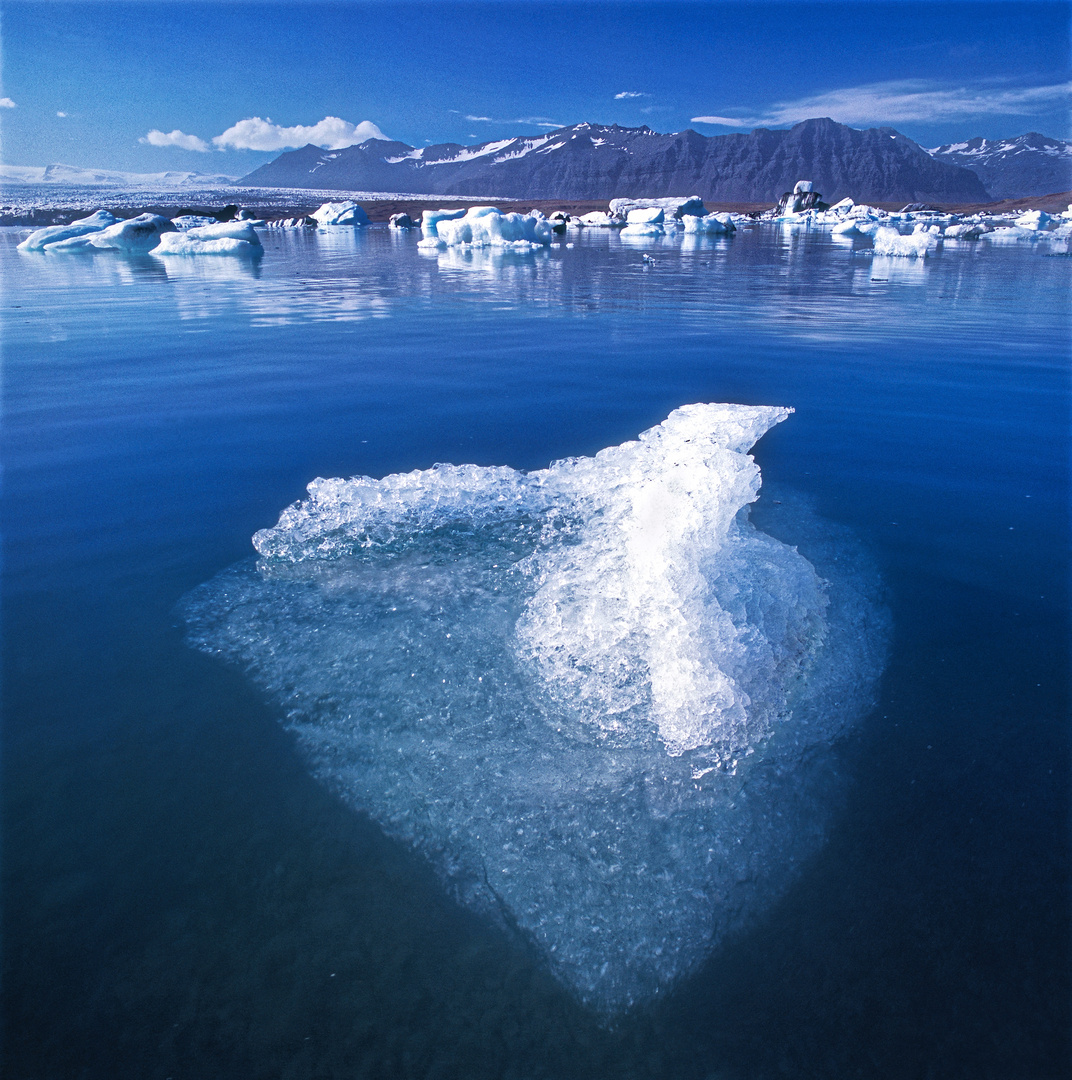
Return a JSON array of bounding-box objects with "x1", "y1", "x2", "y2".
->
[
  {"x1": 0, "y1": 97, "x2": 15, "y2": 109},
  {"x1": 141, "y1": 128, "x2": 211, "y2": 152},
  {"x1": 212, "y1": 116, "x2": 389, "y2": 151},
  {"x1": 692, "y1": 78, "x2": 1072, "y2": 129},
  {"x1": 462, "y1": 114, "x2": 561, "y2": 129},
  {"x1": 56, "y1": 111, "x2": 69, "y2": 118},
  {"x1": 615, "y1": 91, "x2": 648, "y2": 100}
]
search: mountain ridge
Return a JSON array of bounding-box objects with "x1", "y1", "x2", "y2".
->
[{"x1": 238, "y1": 118, "x2": 995, "y2": 203}]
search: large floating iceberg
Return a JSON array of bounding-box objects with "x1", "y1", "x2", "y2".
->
[
  {"x1": 17, "y1": 209, "x2": 119, "y2": 252},
  {"x1": 42, "y1": 213, "x2": 176, "y2": 253},
  {"x1": 419, "y1": 205, "x2": 554, "y2": 248},
  {"x1": 182, "y1": 403, "x2": 888, "y2": 1014},
  {"x1": 311, "y1": 201, "x2": 370, "y2": 226}
]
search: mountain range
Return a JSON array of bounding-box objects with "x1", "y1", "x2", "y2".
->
[
  {"x1": 238, "y1": 118, "x2": 1070, "y2": 204},
  {"x1": 927, "y1": 133, "x2": 1072, "y2": 201}
]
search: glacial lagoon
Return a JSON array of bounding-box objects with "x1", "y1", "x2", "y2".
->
[{"x1": 4, "y1": 220, "x2": 1068, "y2": 1077}]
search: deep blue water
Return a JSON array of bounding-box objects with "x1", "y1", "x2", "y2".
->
[{"x1": 3, "y1": 224, "x2": 1069, "y2": 1078}]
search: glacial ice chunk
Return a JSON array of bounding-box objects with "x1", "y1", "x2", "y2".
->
[
  {"x1": 17, "y1": 209, "x2": 119, "y2": 251},
  {"x1": 683, "y1": 212, "x2": 735, "y2": 235},
  {"x1": 420, "y1": 206, "x2": 553, "y2": 248},
  {"x1": 182, "y1": 404, "x2": 888, "y2": 1014},
  {"x1": 152, "y1": 221, "x2": 263, "y2": 256},
  {"x1": 44, "y1": 213, "x2": 175, "y2": 253},
  {"x1": 872, "y1": 226, "x2": 937, "y2": 258},
  {"x1": 312, "y1": 201, "x2": 370, "y2": 226}
]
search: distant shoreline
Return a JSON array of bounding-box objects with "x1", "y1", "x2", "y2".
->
[{"x1": 2, "y1": 191, "x2": 1068, "y2": 228}]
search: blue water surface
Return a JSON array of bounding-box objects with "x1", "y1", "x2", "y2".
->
[{"x1": 3, "y1": 223, "x2": 1069, "y2": 1078}]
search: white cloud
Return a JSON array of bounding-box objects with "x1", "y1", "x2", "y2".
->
[
  {"x1": 692, "y1": 78, "x2": 1072, "y2": 130},
  {"x1": 615, "y1": 91, "x2": 648, "y2": 100},
  {"x1": 141, "y1": 128, "x2": 211, "y2": 152},
  {"x1": 212, "y1": 116, "x2": 388, "y2": 151},
  {"x1": 56, "y1": 111, "x2": 68, "y2": 118},
  {"x1": 690, "y1": 115, "x2": 754, "y2": 127},
  {"x1": 0, "y1": 97, "x2": 15, "y2": 109},
  {"x1": 462, "y1": 114, "x2": 561, "y2": 129}
]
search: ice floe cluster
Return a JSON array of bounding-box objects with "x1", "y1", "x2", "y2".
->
[
  {"x1": 182, "y1": 403, "x2": 889, "y2": 1013},
  {"x1": 769, "y1": 184, "x2": 1072, "y2": 256}
]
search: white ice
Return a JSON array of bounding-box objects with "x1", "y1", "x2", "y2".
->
[
  {"x1": 17, "y1": 209, "x2": 118, "y2": 251},
  {"x1": 311, "y1": 201, "x2": 370, "y2": 226},
  {"x1": 182, "y1": 404, "x2": 888, "y2": 1014},
  {"x1": 872, "y1": 225, "x2": 937, "y2": 258},
  {"x1": 43, "y1": 213, "x2": 176, "y2": 253},
  {"x1": 419, "y1": 206, "x2": 554, "y2": 248},
  {"x1": 152, "y1": 221, "x2": 263, "y2": 256},
  {"x1": 682, "y1": 212, "x2": 735, "y2": 235}
]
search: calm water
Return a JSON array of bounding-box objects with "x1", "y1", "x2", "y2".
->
[{"x1": 3, "y1": 224, "x2": 1069, "y2": 1078}]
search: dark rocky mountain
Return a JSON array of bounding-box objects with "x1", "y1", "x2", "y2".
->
[
  {"x1": 239, "y1": 118, "x2": 989, "y2": 204},
  {"x1": 927, "y1": 133, "x2": 1072, "y2": 200}
]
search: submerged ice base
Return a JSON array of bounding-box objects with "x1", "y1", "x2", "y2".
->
[{"x1": 182, "y1": 404, "x2": 887, "y2": 1014}]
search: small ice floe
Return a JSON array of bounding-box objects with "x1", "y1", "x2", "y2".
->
[
  {"x1": 418, "y1": 206, "x2": 554, "y2": 248},
  {"x1": 872, "y1": 225, "x2": 937, "y2": 258},
  {"x1": 389, "y1": 213, "x2": 415, "y2": 229},
  {"x1": 43, "y1": 213, "x2": 176, "y2": 253},
  {"x1": 682, "y1": 212, "x2": 735, "y2": 235},
  {"x1": 152, "y1": 221, "x2": 263, "y2": 256},
  {"x1": 641, "y1": 253, "x2": 655, "y2": 265},
  {"x1": 17, "y1": 209, "x2": 119, "y2": 251},
  {"x1": 266, "y1": 216, "x2": 319, "y2": 229},
  {"x1": 172, "y1": 215, "x2": 221, "y2": 230},
  {"x1": 620, "y1": 206, "x2": 665, "y2": 237},
  {"x1": 942, "y1": 221, "x2": 987, "y2": 240},
  {"x1": 609, "y1": 196, "x2": 705, "y2": 221},
  {"x1": 311, "y1": 201, "x2": 369, "y2": 226},
  {"x1": 1014, "y1": 210, "x2": 1051, "y2": 231},
  {"x1": 575, "y1": 211, "x2": 616, "y2": 227}
]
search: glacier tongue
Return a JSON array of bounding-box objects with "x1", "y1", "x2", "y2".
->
[{"x1": 181, "y1": 403, "x2": 887, "y2": 1013}]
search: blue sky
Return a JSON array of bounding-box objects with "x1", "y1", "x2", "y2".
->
[{"x1": 2, "y1": 1, "x2": 1069, "y2": 175}]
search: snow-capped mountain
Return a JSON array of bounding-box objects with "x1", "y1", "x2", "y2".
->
[
  {"x1": 0, "y1": 164, "x2": 239, "y2": 188},
  {"x1": 927, "y1": 133, "x2": 1072, "y2": 200},
  {"x1": 239, "y1": 118, "x2": 989, "y2": 204}
]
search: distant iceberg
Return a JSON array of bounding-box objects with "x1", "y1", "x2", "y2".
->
[
  {"x1": 311, "y1": 201, "x2": 370, "y2": 226},
  {"x1": 182, "y1": 403, "x2": 888, "y2": 1014}
]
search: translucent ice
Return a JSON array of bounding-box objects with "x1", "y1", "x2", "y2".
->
[
  {"x1": 182, "y1": 404, "x2": 887, "y2": 1014},
  {"x1": 683, "y1": 213, "x2": 735, "y2": 235},
  {"x1": 17, "y1": 209, "x2": 118, "y2": 252}
]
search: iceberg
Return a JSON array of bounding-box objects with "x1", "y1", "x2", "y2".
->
[
  {"x1": 182, "y1": 403, "x2": 887, "y2": 1014},
  {"x1": 152, "y1": 221, "x2": 263, "y2": 256},
  {"x1": 872, "y1": 226, "x2": 937, "y2": 258},
  {"x1": 43, "y1": 213, "x2": 176, "y2": 253},
  {"x1": 609, "y1": 196, "x2": 706, "y2": 219},
  {"x1": 421, "y1": 208, "x2": 468, "y2": 236},
  {"x1": 171, "y1": 214, "x2": 221, "y2": 229},
  {"x1": 576, "y1": 211, "x2": 616, "y2": 227},
  {"x1": 683, "y1": 212, "x2": 735, "y2": 235},
  {"x1": 1014, "y1": 210, "x2": 1051, "y2": 231},
  {"x1": 311, "y1": 201, "x2": 370, "y2": 226},
  {"x1": 17, "y1": 209, "x2": 118, "y2": 251},
  {"x1": 419, "y1": 206, "x2": 554, "y2": 248}
]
